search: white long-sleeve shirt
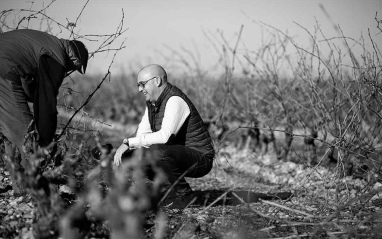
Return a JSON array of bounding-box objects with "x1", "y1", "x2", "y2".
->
[{"x1": 128, "y1": 96, "x2": 190, "y2": 148}]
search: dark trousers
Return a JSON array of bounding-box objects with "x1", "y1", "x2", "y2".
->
[
  {"x1": 0, "y1": 76, "x2": 33, "y2": 164},
  {"x1": 142, "y1": 144, "x2": 214, "y2": 194},
  {"x1": 0, "y1": 76, "x2": 33, "y2": 194}
]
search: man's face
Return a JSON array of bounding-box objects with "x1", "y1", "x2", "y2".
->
[
  {"x1": 137, "y1": 75, "x2": 158, "y2": 102},
  {"x1": 67, "y1": 56, "x2": 82, "y2": 73}
]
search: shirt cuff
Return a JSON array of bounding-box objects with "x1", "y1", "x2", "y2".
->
[{"x1": 128, "y1": 136, "x2": 141, "y2": 148}]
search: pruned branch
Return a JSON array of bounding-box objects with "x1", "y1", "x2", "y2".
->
[{"x1": 56, "y1": 38, "x2": 126, "y2": 141}]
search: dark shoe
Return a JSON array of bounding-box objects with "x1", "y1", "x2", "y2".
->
[
  {"x1": 0, "y1": 184, "x2": 13, "y2": 194},
  {"x1": 166, "y1": 192, "x2": 198, "y2": 210}
]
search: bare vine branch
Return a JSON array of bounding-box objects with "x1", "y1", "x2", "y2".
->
[{"x1": 56, "y1": 38, "x2": 127, "y2": 141}]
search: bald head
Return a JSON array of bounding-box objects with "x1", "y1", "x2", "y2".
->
[
  {"x1": 137, "y1": 64, "x2": 167, "y2": 83},
  {"x1": 137, "y1": 64, "x2": 168, "y2": 102}
]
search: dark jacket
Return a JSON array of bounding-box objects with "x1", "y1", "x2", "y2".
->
[
  {"x1": 147, "y1": 83, "x2": 215, "y2": 157},
  {"x1": 0, "y1": 29, "x2": 70, "y2": 80},
  {"x1": 0, "y1": 29, "x2": 73, "y2": 146}
]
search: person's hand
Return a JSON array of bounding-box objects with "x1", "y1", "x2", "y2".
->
[
  {"x1": 39, "y1": 142, "x2": 57, "y2": 157},
  {"x1": 113, "y1": 143, "x2": 129, "y2": 166}
]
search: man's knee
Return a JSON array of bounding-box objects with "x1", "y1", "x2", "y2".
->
[{"x1": 143, "y1": 144, "x2": 174, "y2": 161}]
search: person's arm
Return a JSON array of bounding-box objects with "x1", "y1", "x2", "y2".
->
[
  {"x1": 113, "y1": 108, "x2": 151, "y2": 166},
  {"x1": 34, "y1": 55, "x2": 66, "y2": 147},
  {"x1": 114, "y1": 97, "x2": 190, "y2": 166},
  {"x1": 129, "y1": 96, "x2": 190, "y2": 148}
]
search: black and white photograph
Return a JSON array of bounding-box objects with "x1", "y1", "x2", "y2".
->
[{"x1": 0, "y1": 0, "x2": 381, "y2": 238}]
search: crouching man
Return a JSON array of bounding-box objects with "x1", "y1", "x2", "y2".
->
[{"x1": 113, "y1": 64, "x2": 215, "y2": 209}]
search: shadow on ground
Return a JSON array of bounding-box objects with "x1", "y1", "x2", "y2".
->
[{"x1": 193, "y1": 189, "x2": 293, "y2": 207}]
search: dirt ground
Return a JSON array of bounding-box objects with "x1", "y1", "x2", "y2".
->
[{"x1": 2, "y1": 143, "x2": 382, "y2": 238}]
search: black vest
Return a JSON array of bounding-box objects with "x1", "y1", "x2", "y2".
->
[
  {"x1": 147, "y1": 83, "x2": 214, "y2": 156},
  {"x1": 0, "y1": 29, "x2": 70, "y2": 81}
]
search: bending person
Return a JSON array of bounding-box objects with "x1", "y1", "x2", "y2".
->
[{"x1": 0, "y1": 29, "x2": 89, "y2": 195}]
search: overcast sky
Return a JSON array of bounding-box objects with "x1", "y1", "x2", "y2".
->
[{"x1": 1, "y1": 0, "x2": 381, "y2": 76}]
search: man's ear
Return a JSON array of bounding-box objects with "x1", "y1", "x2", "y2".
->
[{"x1": 156, "y1": 77, "x2": 163, "y2": 87}]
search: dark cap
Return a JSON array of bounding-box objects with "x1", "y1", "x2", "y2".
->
[{"x1": 70, "y1": 40, "x2": 88, "y2": 74}]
